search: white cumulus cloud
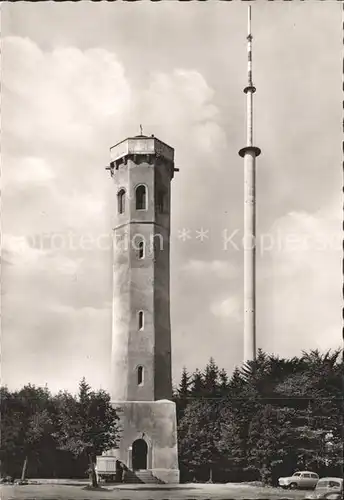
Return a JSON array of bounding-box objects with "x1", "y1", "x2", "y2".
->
[{"x1": 210, "y1": 296, "x2": 241, "y2": 321}]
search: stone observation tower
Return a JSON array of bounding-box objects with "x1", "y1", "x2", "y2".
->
[{"x1": 105, "y1": 133, "x2": 180, "y2": 484}]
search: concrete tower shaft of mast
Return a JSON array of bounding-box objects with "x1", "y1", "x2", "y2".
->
[{"x1": 238, "y1": 5, "x2": 261, "y2": 363}]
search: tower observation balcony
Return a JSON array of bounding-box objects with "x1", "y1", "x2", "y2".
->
[{"x1": 110, "y1": 135, "x2": 174, "y2": 163}]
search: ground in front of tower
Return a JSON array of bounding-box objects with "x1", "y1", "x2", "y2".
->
[{"x1": 0, "y1": 481, "x2": 308, "y2": 500}]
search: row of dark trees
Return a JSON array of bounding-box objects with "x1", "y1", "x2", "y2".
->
[
  {"x1": 173, "y1": 349, "x2": 343, "y2": 484},
  {"x1": 1, "y1": 349, "x2": 342, "y2": 485},
  {"x1": 0, "y1": 379, "x2": 119, "y2": 486}
]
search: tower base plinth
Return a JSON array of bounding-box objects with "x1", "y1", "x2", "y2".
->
[{"x1": 104, "y1": 400, "x2": 179, "y2": 484}]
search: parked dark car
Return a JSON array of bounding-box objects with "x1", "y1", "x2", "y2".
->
[{"x1": 305, "y1": 477, "x2": 343, "y2": 500}]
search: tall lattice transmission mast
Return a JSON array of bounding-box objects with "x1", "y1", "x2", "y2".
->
[{"x1": 238, "y1": 6, "x2": 261, "y2": 362}]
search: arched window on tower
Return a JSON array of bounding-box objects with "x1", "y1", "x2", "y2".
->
[
  {"x1": 137, "y1": 366, "x2": 144, "y2": 386},
  {"x1": 138, "y1": 241, "x2": 145, "y2": 260},
  {"x1": 117, "y1": 189, "x2": 126, "y2": 214},
  {"x1": 136, "y1": 185, "x2": 147, "y2": 210},
  {"x1": 138, "y1": 311, "x2": 144, "y2": 330}
]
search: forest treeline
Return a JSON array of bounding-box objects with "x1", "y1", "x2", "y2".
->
[
  {"x1": 0, "y1": 378, "x2": 118, "y2": 486},
  {"x1": 174, "y1": 349, "x2": 343, "y2": 484},
  {"x1": 0, "y1": 349, "x2": 343, "y2": 485}
]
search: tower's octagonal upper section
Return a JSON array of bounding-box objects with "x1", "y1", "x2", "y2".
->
[{"x1": 110, "y1": 135, "x2": 174, "y2": 163}]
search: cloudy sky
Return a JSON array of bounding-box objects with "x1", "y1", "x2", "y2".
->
[{"x1": 1, "y1": 2, "x2": 341, "y2": 395}]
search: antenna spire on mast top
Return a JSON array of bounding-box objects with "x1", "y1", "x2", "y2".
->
[
  {"x1": 248, "y1": 4, "x2": 251, "y2": 38},
  {"x1": 247, "y1": 5, "x2": 253, "y2": 89}
]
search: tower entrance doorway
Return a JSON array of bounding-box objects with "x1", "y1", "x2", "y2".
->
[{"x1": 132, "y1": 439, "x2": 148, "y2": 470}]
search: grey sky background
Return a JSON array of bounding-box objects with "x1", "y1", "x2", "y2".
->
[{"x1": 1, "y1": 2, "x2": 341, "y2": 394}]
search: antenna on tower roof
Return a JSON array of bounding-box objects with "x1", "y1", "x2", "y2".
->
[{"x1": 139, "y1": 124, "x2": 143, "y2": 136}]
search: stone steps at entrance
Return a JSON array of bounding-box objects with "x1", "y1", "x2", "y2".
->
[
  {"x1": 135, "y1": 470, "x2": 164, "y2": 484},
  {"x1": 123, "y1": 469, "x2": 164, "y2": 484},
  {"x1": 122, "y1": 469, "x2": 143, "y2": 484}
]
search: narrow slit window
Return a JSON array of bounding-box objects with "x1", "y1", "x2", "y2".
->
[
  {"x1": 138, "y1": 311, "x2": 144, "y2": 330},
  {"x1": 138, "y1": 241, "x2": 144, "y2": 259},
  {"x1": 157, "y1": 191, "x2": 166, "y2": 213},
  {"x1": 137, "y1": 366, "x2": 144, "y2": 385},
  {"x1": 117, "y1": 189, "x2": 126, "y2": 214},
  {"x1": 136, "y1": 185, "x2": 147, "y2": 210}
]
